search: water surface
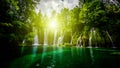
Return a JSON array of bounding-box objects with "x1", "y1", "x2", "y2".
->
[{"x1": 10, "y1": 46, "x2": 120, "y2": 68}]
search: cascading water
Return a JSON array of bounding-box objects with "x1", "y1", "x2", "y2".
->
[
  {"x1": 89, "y1": 36, "x2": 92, "y2": 48},
  {"x1": 76, "y1": 35, "x2": 82, "y2": 47},
  {"x1": 57, "y1": 36, "x2": 63, "y2": 46},
  {"x1": 53, "y1": 30, "x2": 57, "y2": 46},
  {"x1": 93, "y1": 28, "x2": 98, "y2": 47},
  {"x1": 89, "y1": 28, "x2": 98, "y2": 48},
  {"x1": 21, "y1": 39, "x2": 25, "y2": 54},
  {"x1": 33, "y1": 34, "x2": 39, "y2": 46},
  {"x1": 106, "y1": 31, "x2": 115, "y2": 48},
  {"x1": 22, "y1": 39, "x2": 25, "y2": 44},
  {"x1": 70, "y1": 33, "x2": 73, "y2": 45},
  {"x1": 70, "y1": 32, "x2": 76, "y2": 45},
  {"x1": 44, "y1": 29, "x2": 48, "y2": 45},
  {"x1": 89, "y1": 28, "x2": 93, "y2": 48},
  {"x1": 57, "y1": 31, "x2": 64, "y2": 46}
]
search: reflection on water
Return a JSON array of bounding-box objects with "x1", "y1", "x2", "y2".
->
[
  {"x1": 10, "y1": 46, "x2": 120, "y2": 68},
  {"x1": 89, "y1": 48, "x2": 94, "y2": 67}
]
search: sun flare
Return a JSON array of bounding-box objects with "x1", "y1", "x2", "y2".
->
[
  {"x1": 48, "y1": 20, "x2": 58, "y2": 29},
  {"x1": 50, "y1": 21, "x2": 56, "y2": 28}
]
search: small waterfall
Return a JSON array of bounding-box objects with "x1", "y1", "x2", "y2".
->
[
  {"x1": 71, "y1": 32, "x2": 76, "y2": 45},
  {"x1": 106, "y1": 31, "x2": 115, "y2": 48},
  {"x1": 88, "y1": 28, "x2": 98, "y2": 47},
  {"x1": 21, "y1": 39, "x2": 25, "y2": 54},
  {"x1": 79, "y1": 35, "x2": 82, "y2": 47},
  {"x1": 93, "y1": 28, "x2": 97, "y2": 47},
  {"x1": 70, "y1": 34, "x2": 73, "y2": 45},
  {"x1": 57, "y1": 36, "x2": 63, "y2": 46},
  {"x1": 89, "y1": 36, "x2": 92, "y2": 48},
  {"x1": 76, "y1": 35, "x2": 82, "y2": 47},
  {"x1": 70, "y1": 36, "x2": 73, "y2": 45},
  {"x1": 44, "y1": 29, "x2": 48, "y2": 45},
  {"x1": 89, "y1": 29, "x2": 93, "y2": 47},
  {"x1": 53, "y1": 30, "x2": 57, "y2": 46},
  {"x1": 22, "y1": 39, "x2": 25, "y2": 44},
  {"x1": 57, "y1": 31, "x2": 64, "y2": 46},
  {"x1": 33, "y1": 34, "x2": 39, "y2": 46}
]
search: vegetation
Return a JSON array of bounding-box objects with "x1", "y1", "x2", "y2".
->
[
  {"x1": 0, "y1": 0, "x2": 40, "y2": 46},
  {"x1": 0, "y1": 0, "x2": 120, "y2": 47}
]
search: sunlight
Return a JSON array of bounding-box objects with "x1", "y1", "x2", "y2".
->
[
  {"x1": 48, "y1": 20, "x2": 58, "y2": 30},
  {"x1": 50, "y1": 21, "x2": 56, "y2": 29}
]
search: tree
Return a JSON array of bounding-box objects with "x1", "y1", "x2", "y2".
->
[
  {"x1": 79, "y1": 0, "x2": 107, "y2": 28},
  {"x1": 105, "y1": 4, "x2": 120, "y2": 47},
  {"x1": 57, "y1": 8, "x2": 71, "y2": 43},
  {"x1": 0, "y1": 0, "x2": 40, "y2": 47}
]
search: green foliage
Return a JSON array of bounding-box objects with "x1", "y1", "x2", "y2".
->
[
  {"x1": 0, "y1": 0, "x2": 120, "y2": 47},
  {"x1": 79, "y1": 0, "x2": 107, "y2": 28},
  {"x1": 69, "y1": 6, "x2": 82, "y2": 33},
  {"x1": 63, "y1": 43, "x2": 72, "y2": 47},
  {"x1": 25, "y1": 32, "x2": 34, "y2": 45},
  {"x1": 0, "y1": 0, "x2": 40, "y2": 46},
  {"x1": 105, "y1": 4, "x2": 120, "y2": 46},
  {"x1": 57, "y1": 8, "x2": 70, "y2": 31}
]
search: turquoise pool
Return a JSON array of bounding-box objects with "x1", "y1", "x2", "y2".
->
[{"x1": 9, "y1": 46, "x2": 120, "y2": 68}]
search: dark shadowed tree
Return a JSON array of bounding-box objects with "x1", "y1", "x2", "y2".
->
[{"x1": 0, "y1": 0, "x2": 40, "y2": 47}]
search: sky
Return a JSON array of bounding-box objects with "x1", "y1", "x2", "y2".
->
[{"x1": 36, "y1": 0, "x2": 79, "y2": 17}]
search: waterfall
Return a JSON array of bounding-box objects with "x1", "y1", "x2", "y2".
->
[
  {"x1": 57, "y1": 31, "x2": 64, "y2": 46},
  {"x1": 21, "y1": 39, "x2": 25, "y2": 54},
  {"x1": 89, "y1": 29, "x2": 93, "y2": 47},
  {"x1": 53, "y1": 30, "x2": 57, "y2": 46},
  {"x1": 76, "y1": 35, "x2": 82, "y2": 47},
  {"x1": 106, "y1": 31, "x2": 115, "y2": 48},
  {"x1": 88, "y1": 28, "x2": 98, "y2": 47},
  {"x1": 22, "y1": 39, "x2": 25, "y2": 44},
  {"x1": 71, "y1": 32, "x2": 76, "y2": 45},
  {"x1": 89, "y1": 36, "x2": 92, "y2": 47},
  {"x1": 33, "y1": 34, "x2": 39, "y2": 46},
  {"x1": 70, "y1": 33, "x2": 73, "y2": 45},
  {"x1": 93, "y1": 28, "x2": 98, "y2": 47},
  {"x1": 57, "y1": 36, "x2": 63, "y2": 46},
  {"x1": 44, "y1": 29, "x2": 48, "y2": 45}
]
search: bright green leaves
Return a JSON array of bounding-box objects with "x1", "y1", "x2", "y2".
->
[
  {"x1": 79, "y1": 4, "x2": 88, "y2": 23},
  {"x1": 57, "y1": 8, "x2": 70, "y2": 30}
]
